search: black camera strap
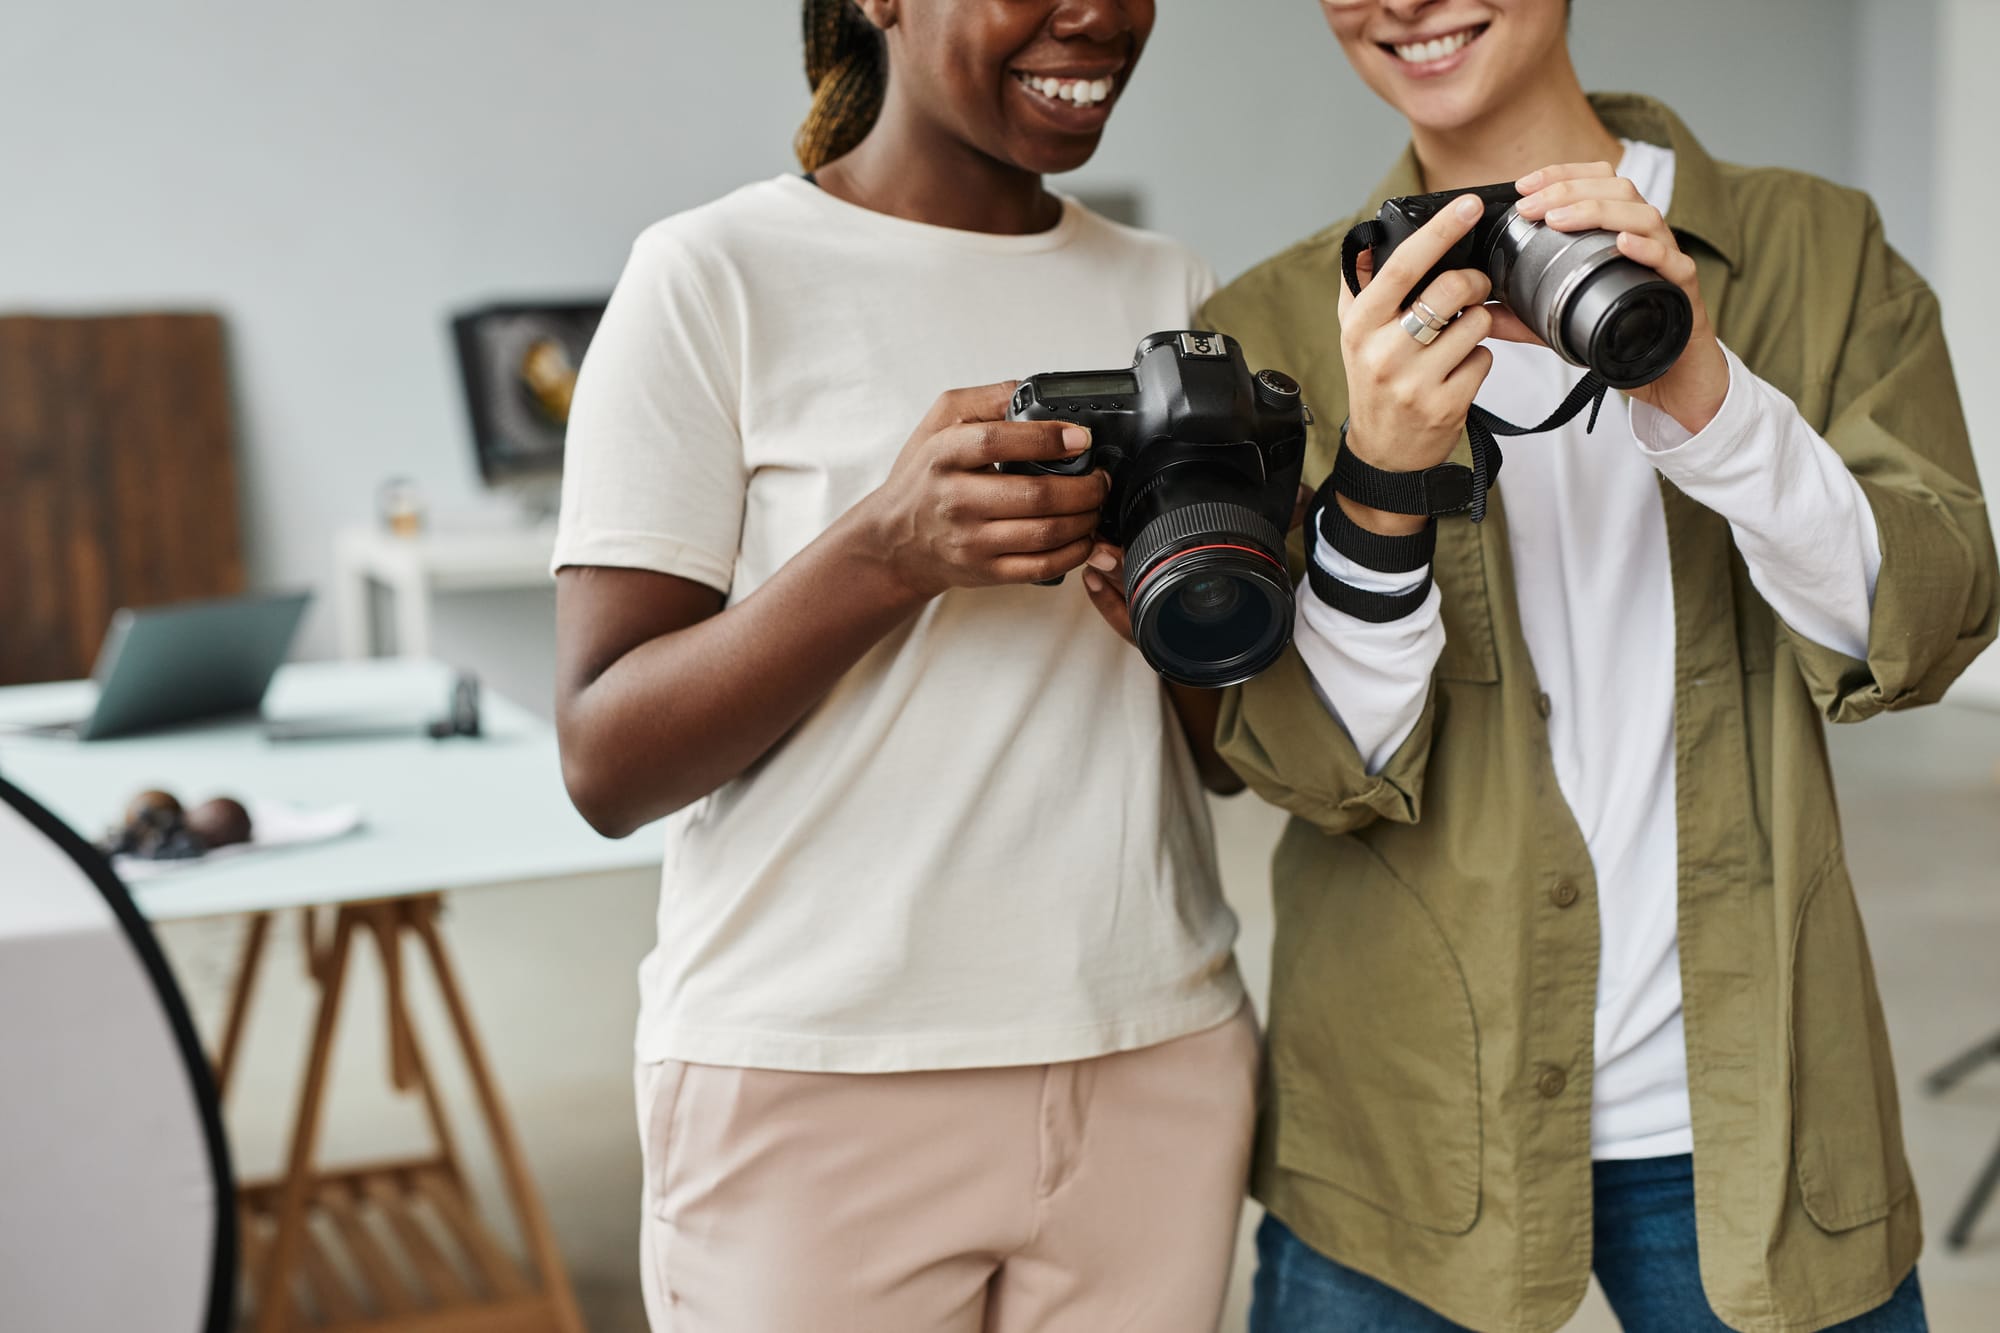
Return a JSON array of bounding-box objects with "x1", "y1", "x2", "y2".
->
[
  {"x1": 1330, "y1": 379, "x2": 1608, "y2": 524},
  {"x1": 1303, "y1": 475, "x2": 1438, "y2": 623},
  {"x1": 1461, "y1": 374, "x2": 1610, "y2": 521},
  {"x1": 1340, "y1": 220, "x2": 1385, "y2": 300}
]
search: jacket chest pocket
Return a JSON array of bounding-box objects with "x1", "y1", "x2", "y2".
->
[{"x1": 1434, "y1": 516, "x2": 1501, "y2": 683}]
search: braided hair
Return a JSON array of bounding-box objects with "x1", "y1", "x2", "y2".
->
[{"x1": 796, "y1": 0, "x2": 889, "y2": 171}]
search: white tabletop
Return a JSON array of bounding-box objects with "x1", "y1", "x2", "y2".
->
[{"x1": 0, "y1": 659, "x2": 661, "y2": 922}]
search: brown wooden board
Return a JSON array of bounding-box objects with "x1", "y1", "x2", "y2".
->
[{"x1": 0, "y1": 313, "x2": 245, "y2": 684}]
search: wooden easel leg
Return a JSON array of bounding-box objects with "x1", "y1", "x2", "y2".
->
[
  {"x1": 253, "y1": 908, "x2": 358, "y2": 1333},
  {"x1": 368, "y1": 903, "x2": 468, "y2": 1178},
  {"x1": 409, "y1": 899, "x2": 588, "y2": 1333},
  {"x1": 214, "y1": 911, "x2": 272, "y2": 1102}
]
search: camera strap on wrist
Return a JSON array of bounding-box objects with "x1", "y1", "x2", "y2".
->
[
  {"x1": 1302, "y1": 475, "x2": 1438, "y2": 623},
  {"x1": 1331, "y1": 378, "x2": 1608, "y2": 523}
]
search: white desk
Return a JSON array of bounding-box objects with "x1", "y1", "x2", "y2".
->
[
  {"x1": 0, "y1": 658, "x2": 642, "y2": 921},
  {"x1": 333, "y1": 524, "x2": 556, "y2": 659},
  {"x1": 0, "y1": 659, "x2": 658, "y2": 1333}
]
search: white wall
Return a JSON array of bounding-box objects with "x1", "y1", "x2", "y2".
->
[
  {"x1": 2, "y1": 0, "x2": 1867, "y2": 693},
  {"x1": 1854, "y1": 0, "x2": 1938, "y2": 277},
  {"x1": 1934, "y1": 0, "x2": 2000, "y2": 703}
]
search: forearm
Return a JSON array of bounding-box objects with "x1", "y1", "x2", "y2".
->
[
  {"x1": 1166, "y1": 683, "x2": 1244, "y2": 794},
  {"x1": 1296, "y1": 523, "x2": 1445, "y2": 776},
  {"x1": 559, "y1": 510, "x2": 927, "y2": 835},
  {"x1": 1634, "y1": 345, "x2": 1881, "y2": 658}
]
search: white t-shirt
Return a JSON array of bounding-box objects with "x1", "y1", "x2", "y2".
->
[
  {"x1": 553, "y1": 176, "x2": 1243, "y2": 1073},
  {"x1": 1298, "y1": 141, "x2": 1882, "y2": 1157}
]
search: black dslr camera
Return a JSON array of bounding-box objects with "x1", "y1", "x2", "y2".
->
[
  {"x1": 1352, "y1": 181, "x2": 1693, "y2": 388},
  {"x1": 1003, "y1": 331, "x2": 1308, "y2": 689}
]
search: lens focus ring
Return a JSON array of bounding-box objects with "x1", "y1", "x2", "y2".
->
[{"x1": 1125, "y1": 501, "x2": 1286, "y2": 599}]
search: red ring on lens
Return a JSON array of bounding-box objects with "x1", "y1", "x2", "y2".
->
[{"x1": 1130, "y1": 544, "x2": 1288, "y2": 604}]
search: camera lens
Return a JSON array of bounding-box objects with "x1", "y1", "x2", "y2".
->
[
  {"x1": 1147, "y1": 565, "x2": 1282, "y2": 685},
  {"x1": 1558, "y1": 264, "x2": 1692, "y2": 390},
  {"x1": 1490, "y1": 213, "x2": 1692, "y2": 389},
  {"x1": 1119, "y1": 467, "x2": 1293, "y2": 689},
  {"x1": 1177, "y1": 576, "x2": 1242, "y2": 622}
]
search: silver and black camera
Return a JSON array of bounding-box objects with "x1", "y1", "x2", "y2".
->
[{"x1": 1350, "y1": 181, "x2": 1693, "y2": 388}]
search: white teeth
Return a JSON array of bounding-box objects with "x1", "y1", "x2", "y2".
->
[
  {"x1": 1015, "y1": 72, "x2": 1117, "y2": 106},
  {"x1": 1393, "y1": 28, "x2": 1475, "y2": 63}
]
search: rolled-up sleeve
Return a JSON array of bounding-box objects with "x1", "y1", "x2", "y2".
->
[{"x1": 1774, "y1": 216, "x2": 1997, "y2": 721}]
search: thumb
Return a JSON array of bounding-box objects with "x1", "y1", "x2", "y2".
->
[{"x1": 1081, "y1": 565, "x2": 1135, "y2": 645}]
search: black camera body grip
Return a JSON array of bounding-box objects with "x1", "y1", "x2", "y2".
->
[{"x1": 1344, "y1": 181, "x2": 1525, "y2": 307}]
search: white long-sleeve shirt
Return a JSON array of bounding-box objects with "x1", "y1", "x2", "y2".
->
[{"x1": 1295, "y1": 142, "x2": 1883, "y2": 1158}]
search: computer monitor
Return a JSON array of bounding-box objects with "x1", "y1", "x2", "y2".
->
[{"x1": 449, "y1": 300, "x2": 606, "y2": 517}]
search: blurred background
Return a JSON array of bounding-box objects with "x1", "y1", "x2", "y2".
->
[{"x1": 2, "y1": 1, "x2": 1997, "y2": 1329}]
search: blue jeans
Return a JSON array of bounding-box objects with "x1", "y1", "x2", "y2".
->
[{"x1": 1250, "y1": 1155, "x2": 1927, "y2": 1332}]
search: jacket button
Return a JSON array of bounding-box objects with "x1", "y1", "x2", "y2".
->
[
  {"x1": 1535, "y1": 692, "x2": 1553, "y2": 719},
  {"x1": 1550, "y1": 880, "x2": 1579, "y2": 909},
  {"x1": 1537, "y1": 1067, "x2": 1567, "y2": 1099}
]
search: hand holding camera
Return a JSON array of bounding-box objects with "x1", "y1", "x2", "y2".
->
[
  {"x1": 1338, "y1": 192, "x2": 1531, "y2": 536},
  {"x1": 1511, "y1": 161, "x2": 1728, "y2": 432},
  {"x1": 858, "y1": 383, "x2": 1111, "y2": 599},
  {"x1": 1334, "y1": 162, "x2": 1712, "y2": 532}
]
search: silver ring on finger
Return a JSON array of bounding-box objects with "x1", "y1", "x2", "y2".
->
[
  {"x1": 1399, "y1": 308, "x2": 1443, "y2": 346},
  {"x1": 1411, "y1": 299, "x2": 1450, "y2": 332}
]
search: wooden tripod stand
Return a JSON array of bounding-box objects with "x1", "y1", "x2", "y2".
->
[{"x1": 218, "y1": 897, "x2": 586, "y2": 1333}]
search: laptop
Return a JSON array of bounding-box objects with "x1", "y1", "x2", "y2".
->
[{"x1": 18, "y1": 592, "x2": 312, "y2": 741}]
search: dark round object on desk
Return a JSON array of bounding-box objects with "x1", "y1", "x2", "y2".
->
[
  {"x1": 126, "y1": 789, "x2": 183, "y2": 830},
  {"x1": 186, "y1": 797, "x2": 253, "y2": 849}
]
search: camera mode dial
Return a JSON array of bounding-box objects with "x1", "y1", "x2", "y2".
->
[{"x1": 1255, "y1": 369, "x2": 1302, "y2": 410}]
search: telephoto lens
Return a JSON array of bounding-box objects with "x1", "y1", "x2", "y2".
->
[{"x1": 1488, "y1": 210, "x2": 1693, "y2": 389}]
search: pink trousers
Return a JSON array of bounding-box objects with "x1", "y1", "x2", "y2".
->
[{"x1": 634, "y1": 1004, "x2": 1259, "y2": 1332}]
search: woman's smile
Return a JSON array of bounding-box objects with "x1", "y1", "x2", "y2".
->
[
  {"x1": 1009, "y1": 64, "x2": 1124, "y2": 132},
  {"x1": 1378, "y1": 22, "x2": 1489, "y2": 78}
]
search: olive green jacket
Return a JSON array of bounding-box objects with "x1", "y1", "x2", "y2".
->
[{"x1": 1202, "y1": 94, "x2": 1997, "y2": 1333}]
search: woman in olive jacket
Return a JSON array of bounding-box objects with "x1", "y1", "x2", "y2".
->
[{"x1": 1197, "y1": 2, "x2": 1995, "y2": 1330}]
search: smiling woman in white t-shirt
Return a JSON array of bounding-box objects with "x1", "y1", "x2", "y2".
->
[{"x1": 550, "y1": 2, "x2": 1255, "y2": 1328}]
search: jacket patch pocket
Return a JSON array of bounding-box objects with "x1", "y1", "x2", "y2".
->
[
  {"x1": 1268, "y1": 834, "x2": 1482, "y2": 1234},
  {"x1": 1790, "y1": 858, "x2": 1914, "y2": 1232}
]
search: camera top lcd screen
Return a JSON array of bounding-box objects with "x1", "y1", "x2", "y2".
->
[{"x1": 1040, "y1": 372, "x2": 1139, "y2": 401}]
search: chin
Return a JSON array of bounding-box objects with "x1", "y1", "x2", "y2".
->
[
  {"x1": 1010, "y1": 134, "x2": 1104, "y2": 177},
  {"x1": 1395, "y1": 85, "x2": 1497, "y2": 135}
]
